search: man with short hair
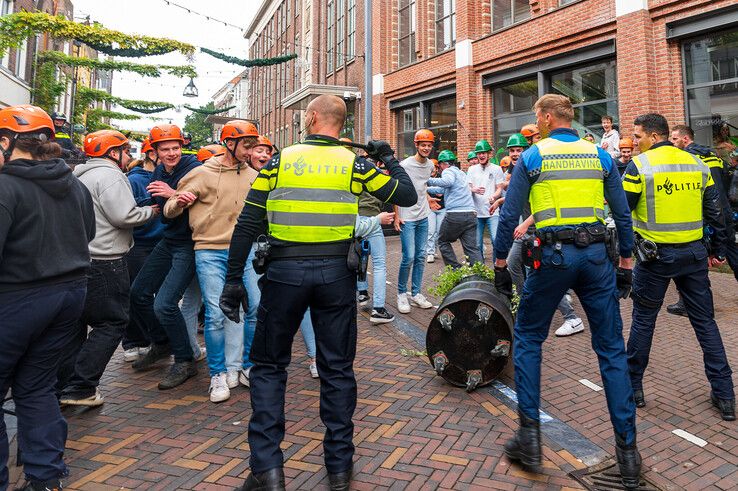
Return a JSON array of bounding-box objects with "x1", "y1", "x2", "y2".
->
[
  {"x1": 129, "y1": 124, "x2": 202, "y2": 390},
  {"x1": 59, "y1": 130, "x2": 158, "y2": 406},
  {"x1": 600, "y1": 115, "x2": 620, "y2": 160},
  {"x1": 467, "y1": 139, "x2": 505, "y2": 261},
  {"x1": 467, "y1": 151, "x2": 478, "y2": 167},
  {"x1": 617, "y1": 138, "x2": 634, "y2": 177}
]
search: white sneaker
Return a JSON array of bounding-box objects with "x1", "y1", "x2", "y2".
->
[
  {"x1": 123, "y1": 348, "x2": 140, "y2": 362},
  {"x1": 555, "y1": 318, "x2": 584, "y2": 337},
  {"x1": 226, "y1": 370, "x2": 239, "y2": 389},
  {"x1": 410, "y1": 293, "x2": 433, "y2": 309},
  {"x1": 194, "y1": 344, "x2": 207, "y2": 362},
  {"x1": 397, "y1": 293, "x2": 411, "y2": 314},
  {"x1": 239, "y1": 367, "x2": 251, "y2": 387},
  {"x1": 426, "y1": 254, "x2": 435, "y2": 263},
  {"x1": 209, "y1": 373, "x2": 230, "y2": 403},
  {"x1": 309, "y1": 360, "x2": 319, "y2": 379}
]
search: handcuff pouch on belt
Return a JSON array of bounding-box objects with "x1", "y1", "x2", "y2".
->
[
  {"x1": 347, "y1": 238, "x2": 371, "y2": 281},
  {"x1": 252, "y1": 235, "x2": 272, "y2": 275},
  {"x1": 633, "y1": 234, "x2": 659, "y2": 263}
]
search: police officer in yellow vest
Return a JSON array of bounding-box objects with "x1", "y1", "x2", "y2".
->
[
  {"x1": 623, "y1": 113, "x2": 735, "y2": 421},
  {"x1": 219, "y1": 95, "x2": 415, "y2": 491},
  {"x1": 494, "y1": 95, "x2": 641, "y2": 488},
  {"x1": 181, "y1": 132, "x2": 198, "y2": 155},
  {"x1": 51, "y1": 112, "x2": 77, "y2": 153}
]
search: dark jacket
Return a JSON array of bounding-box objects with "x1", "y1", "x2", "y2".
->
[
  {"x1": 128, "y1": 165, "x2": 166, "y2": 247},
  {"x1": 150, "y1": 155, "x2": 200, "y2": 242},
  {"x1": 0, "y1": 158, "x2": 95, "y2": 292}
]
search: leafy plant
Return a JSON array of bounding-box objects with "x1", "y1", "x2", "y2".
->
[
  {"x1": 430, "y1": 262, "x2": 519, "y2": 314},
  {"x1": 184, "y1": 102, "x2": 217, "y2": 147},
  {"x1": 38, "y1": 51, "x2": 196, "y2": 78},
  {"x1": 32, "y1": 61, "x2": 66, "y2": 113}
]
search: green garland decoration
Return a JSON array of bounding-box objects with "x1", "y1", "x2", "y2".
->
[
  {"x1": 38, "y1": 51, "x2": 196, "y2": 78},
  {"x1": 32, "y1": 61, "x2": 67, "y2": 114},
  {"x1": 200, "y1": 47, "x2": 297, "y2": 67},
  {"x1": 0, "y1": 12, "x2": 195, "y2": 58},
  {"x1": 76, "y1": 87, "x2": 174, "y2": 117},
  {"x1": 118, "y1": 103, "x2": 173, "y2": 114},
  {"x1": 184, "y1": 104, "x2": 236, "y2": 115},
  {"x1": 87, "y1": 108, "x2": 141, "y2": 121}
]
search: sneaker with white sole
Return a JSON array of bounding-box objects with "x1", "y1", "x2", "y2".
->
[
  {"x1": 239, "y1": 366, "x2": 252, "y2": 387},
  {"x1": 397, "y1": 293, "x2": 411, "y2": 314},
  {"x1": 410, "y1": 293, "x2": 433, "y2": 309},
  {"x1": 357, "y1": 290, "x2": 370, "y2": 306},
  {"x1": 209, "y1": 373, "x2": 230, "y2": 403},
  {"x1": 370, "y1": 307, "x2": 395, "y2": 324},
  {"x1": 226, "y1": 370, "x2": 239, "y2": 389},
  {"x1": 194, "y1": 344, "x2": 207, "y2": 362},
  {"x1": 123, "y1": 348, "x2": 140, "y2": 362},
  {"x1": 60, "y1": 388, "x2": 104, "y2": 407},
  {"x1": 555, "y1": 318, "x2": 584, "y2": 337},
  {"x1": 426, "y1": 254, "x2": 435, "y2": 263},
  {"x1": 309, "y1": 360, "x2": 319, "y2": 379}
]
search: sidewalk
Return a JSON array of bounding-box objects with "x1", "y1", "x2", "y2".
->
[{"x1": 15, "y1": 236, "x2": 737, "y2": 490}]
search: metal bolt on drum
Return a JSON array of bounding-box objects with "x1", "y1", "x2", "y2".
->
[{"x1": 426, "y1": 275, "x2": 514, "y2": 391}]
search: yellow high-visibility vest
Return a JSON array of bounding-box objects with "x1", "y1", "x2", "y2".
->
[
  {"x1": 623, "y1": 145, "x2": 711, "y2": 244},
  {"x1": 529, "y1": 137, "x2": 605, "y2": 228}
]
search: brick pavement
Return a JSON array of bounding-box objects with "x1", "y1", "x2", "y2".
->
[{"x1": 10, "y1": 236, "x2": 737, "y2": 490}]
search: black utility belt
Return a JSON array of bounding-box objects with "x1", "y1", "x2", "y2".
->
[
  {"x1": 536, "y1": 224, "x2": 608, "y2": 248},
  {"x1": 269, "y1": 242, "x2": 351, "y2": 259}
]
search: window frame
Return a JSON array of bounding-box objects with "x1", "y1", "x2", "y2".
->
[
  {"x1": 435, "y1": 0, "x2": 456, "y2": 53},
  {"x1": 492, "y1": 0, "x2": 531, "y2": 32},
  {"x1": 398, "y1": 0, "x2": 417, "y2": 68}
]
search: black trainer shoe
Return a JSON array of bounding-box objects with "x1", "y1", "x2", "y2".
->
[
  {"x1": 132, "y1": 343, "x2": 171, "y2": 372},
  {"x1": 633, "y1": 389, "x2": 646, "y2": 408},
  {"x1": 666, "y1": 299, "x2": 688, "y2": 317},
  {"x1": 504, "y1": 411, "x2": 542, "y2": 472},
  {"x1": 357, "y1": 291, "x2": 370, "y2": 306},
  {"x1": 711, "y1": 392, "x2": 736, "y2": 421},
  {"x1": 15, "y1": 478, "x2": 63, "y2": 490},
  {"x1": 328, "y1": 468, "x2": 352, "y2": 491},
  {"x1": 615, "y1": 433, "x2": 642, "y2": 489},
  {"x1": 370, "y1": 307, "x2": 395, "y2": 324},
  {"x1": 234, "y1": 468, "x2": 285, "y2": 491},
  {"x1": 158, "y1": 361, "x2": 197, "y2": 390}
]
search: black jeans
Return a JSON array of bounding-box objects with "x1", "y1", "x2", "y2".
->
[
  {"x1": 58, "y1": 259, "x2": 130, "y2": 397},
  {"x1": 438, "y1": 211, "x2": 483, "y2": 268},
  {"x1": 0, "y1": 279, "x2": 86, "y2": 487},
  {"x1": 122, "y1": 243, "x2": 156, "y2": 349},
  {"x1": 248, "y1": 257, "x2": 357, "y2": 474}
]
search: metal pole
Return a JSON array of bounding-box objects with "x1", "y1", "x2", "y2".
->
[
  {"x1": 364, "y1": 0, "x2": 372, "y2": 143},
  {"x1": 70, "y1": 65, "x2": 78, "y2": 142}
]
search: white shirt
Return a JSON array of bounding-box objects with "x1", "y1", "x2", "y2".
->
[
  {"x1": 466, "y1": 163, "x2": 505, "y2": 217},
  {"x1": 600, "y1": 129, "x2": 620, "y2": 160}
]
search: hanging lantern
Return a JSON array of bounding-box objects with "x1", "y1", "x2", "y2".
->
[{"x1": 183, "y1": 78, "x2": 199, "y2": 98}]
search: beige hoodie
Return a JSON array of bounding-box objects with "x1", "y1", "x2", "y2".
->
[{"x1": 164, "y1": 157, "x2": 258, "y2": 250}]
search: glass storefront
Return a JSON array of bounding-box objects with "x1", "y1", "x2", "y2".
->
[
  {"x1": 683, "y1": 29, "x2": 738, "y2": 157},
  {"x1": 395, "y1": 95, "x2": 457, "y2": 159},
  {"x1": 492, "y1": 78, "x2": 538, "y2": 150}
]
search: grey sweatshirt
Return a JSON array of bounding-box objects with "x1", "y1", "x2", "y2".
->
[{"x1": 74, "y1": 158, "x2": 155, "y2": 260}]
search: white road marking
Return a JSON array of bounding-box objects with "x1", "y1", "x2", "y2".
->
[
  {"x1": 578, "y1": 379, "x2": 603, "y2": 392},
  {"x1": 672, "y1": 429, "x2": 707, "y2": 447}
]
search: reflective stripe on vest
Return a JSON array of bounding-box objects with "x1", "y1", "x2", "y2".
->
[
  {"x1": 266, "y1": 143, "x2": 358, "y2": 243},
  {"x1": 56, "y1": 132, "x2": 70, "y2": 139},
  {"x1": 631, "y1": 146, "x2": 709, "y2": 244},
  {"x1": 529, "y1": 138, "x2": 606, "y2": 228}
]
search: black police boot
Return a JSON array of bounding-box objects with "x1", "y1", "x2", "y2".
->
[
  {"x1": 504, "y1": 411, "x2": 542, "y2": 471},
  {"x1": 711, "y1": 392, "x2": 736, "y2": 421},
  {"x1": 328, "y1": 468, "x2": 352, "y2": 491},
  {"x1": 615, "y1": 433, "x2": 642, "y2": 489},
  {"x1": 666, "y1": 298, "x2": 688, "y2": 317},
  {"x1": 14, "y1": 478, "x2": 63, "y2": 490},
  {"x1": 633, "y1": 389, "x2": 646, "y2": 408},
  {"x1": 131, "y1": 343, "x2": 171, "y2": 371},
  {"x1": 234, "y1": 468, "x2": 285, "y2": 491},
  {"x1": 158, "y1": 361, "x2": 197, "y2": 390}
]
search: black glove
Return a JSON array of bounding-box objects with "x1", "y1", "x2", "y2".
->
[
  {"x1": 365, "y1": 140, "x2": 395, "y2": 161},
  {"x1": 219, "y1": 282, "x2": 248, "y2": 323},
  {"x1": 616, "y1": 267, "x2": 632, "y2": 299},
  {"x1": 494, "y1": 266, "x2": 513, "y2": 298}
]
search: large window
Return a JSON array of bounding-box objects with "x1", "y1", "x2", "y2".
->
[
  {"x1": 327, "y1": 1, "x2": 334, "y2": 73},
  {"x1": 399, "y1": 0, "x2": 416, "y2": 67},
  {"x1": 435, "y1": 0, "x2": 456, "y2": 52},
  {"x1": 492, "y1": 0, "x2": 530, "y2": 32},
  {"x1": 492, "y1": 78, "x2": 538, "y2": 150},
  {"x1": 683, "y1": 29, "x2": 738, "y2": 152},
  {"x1": 395, "y1": 95, "x2": 457, "y2": 158},
  {"x1": 326, "y1": 0, "x2": 355, "y2": 74},
  {"x1": 347, "y1": 0, "x2": 356, "y2": 59}
]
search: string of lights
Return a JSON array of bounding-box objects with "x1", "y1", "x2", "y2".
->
[{"x1": 158, "y1": 0, "x2": 247, "y2": 32}]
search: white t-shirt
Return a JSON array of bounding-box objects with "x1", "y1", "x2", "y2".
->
[
  {"x1": 398, "y1": 156, "x2": 433, "y2": 222},
  {"x1": 466, "y1": 163, "x2": 505, "y2": 217}
]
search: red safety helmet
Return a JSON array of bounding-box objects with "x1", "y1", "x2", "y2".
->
[
  {"x1": 414, "y1": 129, "x2": 435, "y2": 144},
  {"x1": 0, "y1": 104, "x2": 55, "y2": 138},
  {"x1": 84, "y1": 130, "x2": 129, "y2": 157},
  {"x1": 196, "y1": 144, "x2": 226, "y2": 162},
  {"x1": 149, "y1": 124, "x2": 184, "y2": 145},
  {"x1": 220, "y1": 120, "x2": 259, "y2": 143}
]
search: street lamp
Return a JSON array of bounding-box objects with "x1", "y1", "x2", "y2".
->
[{"x1": 183, "y1": 78, "x2": 199, "y2": 98}]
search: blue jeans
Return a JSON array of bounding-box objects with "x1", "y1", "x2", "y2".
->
[
  {"x1": 426, "y1": 210, "x2": 446, "y2": 255},
  {"x1": 476, "y1": 215, "x2": 499, "y2": 261},
  {"x1": 356, "y1": 227, "x2": 387, "y2": 309},
  {"x1": 398, "y1": 218, "x2": 429, "y2": 296},
  {"x1": 181, "y1": 278, "x2": 203, "y2": 359},
  {"x1": 129, "y1": 238, "x2": 196, "y2": 362}
]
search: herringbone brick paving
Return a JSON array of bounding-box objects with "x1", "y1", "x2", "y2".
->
[{"x1": 14, "y1": 236, "x2": 736, "y2": 490}]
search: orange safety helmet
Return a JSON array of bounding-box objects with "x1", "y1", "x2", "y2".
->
[
  {"x1": 149, "y1": 124, "x2": 184, "y2": 145},
  {"x1": 520, "y1": 124, "x2": 539, "y2": 139},
  {"x1": 84, "y1": 130, "x2": 129, "y2": 158},
  {"x1": 220, "y1": 120, "x2": 259, "y2": 142},
  {"x1": 619, "y1": 137, "x2": 634, "y2": 149},
  {"x1": 196, "y1": 144, "x2": 226, "y2": 162},
  {"x1": 414, "y1": 129, "x2": 435, "y2": 144},
  {"x1": 255, "y1": 135, "x2": 273, "y2": 149},
  {"x1": 141, "y1": 137, "x2": 153, "y2": 154},
  {"x1": 499, "y1": 155, "x2": 513, "y2": 171},
  {"x1": 0, "y1": 104, "x2": 55, "y2": 138}
]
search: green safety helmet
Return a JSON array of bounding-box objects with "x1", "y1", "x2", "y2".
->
[
  {"x1": 494, "y1": 147, "x2": 507, "y2": 165},
  {"x1": 467, "y1": 151, "x2": 477, "y2": 160},
  {"x1": 506, "y1": 133, "x2": 529, "y2": 149},
  {"x1": 437, "y1": 150, "x2": 457, "y2": 163},
  {"x1": 474, "y1": 139, "x2": 492, "y2": 153}
]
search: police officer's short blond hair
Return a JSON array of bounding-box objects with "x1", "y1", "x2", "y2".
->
[{"x1": 534, "y1": 94, "x2": 574, "y2": 123}]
